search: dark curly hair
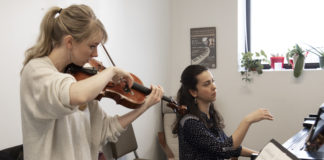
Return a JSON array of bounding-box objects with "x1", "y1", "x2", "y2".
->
[{"x1": 173, "y1": 65, "x2": 224, "y2": 134}]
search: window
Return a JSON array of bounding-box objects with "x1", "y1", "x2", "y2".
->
[{"x1": 246, "y1": 0, "x2": 324, "y2": 67}]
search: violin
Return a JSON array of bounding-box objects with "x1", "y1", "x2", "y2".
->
[{"x1": 65, "y1": 44, "x2": 187, "y2": 115}]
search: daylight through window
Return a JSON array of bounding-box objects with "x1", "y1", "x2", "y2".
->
[{"x1": 249, "y1": 0, "x2": 324, "y2": 64}]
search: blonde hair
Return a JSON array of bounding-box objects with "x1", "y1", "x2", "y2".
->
[{"x1": 22, "y1": 4, "x2": 107, "y2": 67}]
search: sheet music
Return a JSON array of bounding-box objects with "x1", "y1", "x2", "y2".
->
[{"x1": 256, "y1": 139, "x2": 298, "y2": 160}]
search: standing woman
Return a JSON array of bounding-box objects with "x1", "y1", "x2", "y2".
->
[
  {"x1": 20, "y1": 4, "x2": 163, "y2": 160},
  {"x1": 173, "y1": 65, "x2": 273, "y2": 160}
]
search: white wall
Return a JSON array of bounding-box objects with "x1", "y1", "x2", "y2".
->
[
  {"x1": 170, "y1": 0, "x2": 324, "y2": 159},
  {"x1": 0, "y1": 0, "x2": 170, "y2": 159},
  {"x1": 2, "y1": 0, "x2": 324, "y2": 159}
]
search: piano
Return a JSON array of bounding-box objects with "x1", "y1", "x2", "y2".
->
[{"x1": 282, "y1": 104, "x2": 324, "y2": 159}]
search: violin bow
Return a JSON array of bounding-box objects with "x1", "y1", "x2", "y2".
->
[{"x1": 101, "y1": 43, "x2": 116, "y2": 67}]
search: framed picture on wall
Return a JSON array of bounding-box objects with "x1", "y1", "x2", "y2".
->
[{"x1": 190, "y1": 27, "x2": 216, "y2": 68}]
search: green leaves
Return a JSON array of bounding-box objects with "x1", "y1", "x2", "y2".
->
[
  {"x1": 307, "y1": 45, "x2": 324, "y2": 57},
  {"x1": 286, "y1": 44, "x2": 306, "y2": 78},
  {"x1": 286, "y1": 44, "x2": 305, "y2": 66},
  {"x1": 240, "y1": 50, "x2": 267, "y2": 82},
  {"x1": 287, "y1": 44, "x2": 305, "y2": 57}
]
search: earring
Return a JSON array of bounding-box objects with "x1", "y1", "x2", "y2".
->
[
  {"x1": 194, "y1": 97, "x2": 197, "y2": 104},
  {"x1": 68, "y1": 51, "x2": 72, "y2": 63}
]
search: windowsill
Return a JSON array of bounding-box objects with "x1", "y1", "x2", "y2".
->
[
  {"x1": 262, "y1": 63, "x2": 323, "y2": 71},
  {"x1": 263, "y1": 68, "x2": 324, "y2": 72}
]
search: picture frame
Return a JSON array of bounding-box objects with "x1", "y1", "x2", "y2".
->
[{"x1": 190, "y1": 27, "x2": 216, "y2": 68}]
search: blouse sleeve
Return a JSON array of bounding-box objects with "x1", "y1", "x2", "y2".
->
[{"x1": 182, "y1": 118, "x2": 242, "y2": 158}]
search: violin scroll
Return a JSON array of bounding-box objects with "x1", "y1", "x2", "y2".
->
[
  {"x1": 162, "y1": 96, "x2": 187, "y2": 115},
  {"x1": 167, "y1": 102, "x2": 187, "y2": 115}
]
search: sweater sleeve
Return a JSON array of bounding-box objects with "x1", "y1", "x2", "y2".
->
[
  {"x1": 21, "y1": 59, "x2": 77, "y2": 120},
  {"x1": 88, "y1": 101, "x2": 126, "y2": 146},
  {"x1": 182, "y1": 118, "x2": 242, "y2": 158},
  {"x1": 100, "y1": 113, "x2": 126, "y2": 143}
]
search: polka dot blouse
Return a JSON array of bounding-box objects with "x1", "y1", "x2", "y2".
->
[{"x1": 178, "y1": 112, "x2": 242, "y2": 160}]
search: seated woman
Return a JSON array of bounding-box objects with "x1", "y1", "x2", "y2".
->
[{"x1": 173, "y1": 65, "x2": 274, "y2": 160}]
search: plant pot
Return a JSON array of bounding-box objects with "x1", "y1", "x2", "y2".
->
[
  {"x1": 319, "y1": 56, "x2": 324, "y2": 69},
  {"x1": 270, "y1": 57, "x2": 284, "y2": 69},
  {"x1": 293, "y1": 54, "x2": 305, "y2": 78}
]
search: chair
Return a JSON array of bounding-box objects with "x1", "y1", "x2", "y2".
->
[
  {"x1": 0, "y1": 145, "x2": 23, "y2": 160},
  {"x1": 0, "y1": 144, "x2": 107, "y2": 160},
  {"x1": 109, "y1": 123, "x2": 148, "y2": 160},
  {"x1": 158, "y1": 100, "x2": 179, "y2": 160}
]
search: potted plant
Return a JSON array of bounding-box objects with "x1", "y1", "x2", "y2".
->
[
  {"x1": 270, "y1": 53, "x2": 285, "y2": 70},
  {"x1": 307, "y1": 45, "x2": 324, "y2": 69},
  {"x1": 240, "y1": 50, "x2": 268, "y2": 82},
  {"x1": 286, "y1": 44, "x2": 306, "y2": 78}
]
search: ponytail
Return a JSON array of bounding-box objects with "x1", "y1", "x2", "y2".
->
[
  {"x1": 23, "y1": 7, "x2": 60, "y2": 66},
  {"x1": 22, "y1": 4, "x2": 108, "y2": 72}
]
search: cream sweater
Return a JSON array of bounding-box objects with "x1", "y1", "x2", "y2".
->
[{"x1": 20, "y1": 57, "x2": 125, "y2": 160}]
